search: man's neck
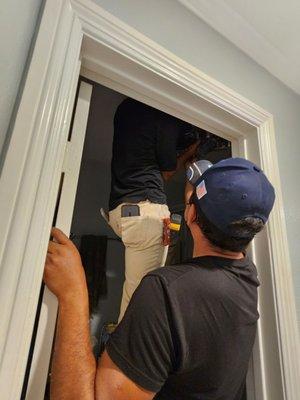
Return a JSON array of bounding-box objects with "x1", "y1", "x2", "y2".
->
[
  {"x1": 193, "y1": 247, "x2": 244, "y2": 260},
  {"x1": 192, "y1": 232, "x2": 244, "y2": 260}
]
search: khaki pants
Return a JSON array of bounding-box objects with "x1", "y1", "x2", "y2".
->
[{"x1": 109, "y1": 201, "x2": 170, "y2": 322}]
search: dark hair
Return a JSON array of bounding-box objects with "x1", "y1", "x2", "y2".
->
[{"x1": 191, "y1": 193, "x2": 264, "y2": 252}]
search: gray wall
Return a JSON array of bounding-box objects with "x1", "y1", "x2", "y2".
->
[
  {"x1": 92, "y1": 0, "x2": 300, "y2": 327},
  {"x1": 1, "y1": 0, "x2": 299, "y2": 325},
  {"x1": 0, "y1": 0, "x2": 44, "y2": 158}
]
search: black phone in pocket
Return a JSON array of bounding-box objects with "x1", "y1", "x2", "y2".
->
[{"x1": 121, "y1": 204, "x2": 140, "y2": 217}]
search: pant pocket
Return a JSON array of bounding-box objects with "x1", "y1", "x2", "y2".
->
[{"x1": 121, "y1": 216, "x2": 146, "y2": 247}]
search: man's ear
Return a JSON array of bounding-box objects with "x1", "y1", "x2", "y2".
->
[{"x1": 185, "y1": 203, "x2": 197, "y2": 227}]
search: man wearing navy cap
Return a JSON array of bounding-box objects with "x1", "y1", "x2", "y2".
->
[{"x1": 44, "y1": 157, "x2": 275, "y2": 400}]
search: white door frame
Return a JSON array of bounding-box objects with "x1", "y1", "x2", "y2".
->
[
  {"x1": 0, "y1": 0, "x2": 299, "y2": 399},
  {"x1": 25, "y1": 80, "x2": 93, "y2": 400}
]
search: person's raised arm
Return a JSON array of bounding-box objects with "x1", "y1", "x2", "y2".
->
[
  {"x1": 161, "y1": 141, "x2": 199, "y2": 181},
  {"x1": 44, "y1": 228, "x2": 96, "y2": 400},
  {"x1": 156, "y1": 113, "x2": 199, "y2": 182}
]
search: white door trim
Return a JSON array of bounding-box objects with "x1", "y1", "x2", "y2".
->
[
  {"x1": 25, "y1": 80, "x2": 93, "y2": 400},
  {"x1": 0, "y1": 0, "x2": 298, "y2": 399}
]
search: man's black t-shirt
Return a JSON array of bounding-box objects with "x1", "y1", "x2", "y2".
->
[
  {"x1": 109, "y1": 98, "x2": 189, "y2": 210},
  {"x1": 106, "y1": 255, "x2": 259, "y2": 400}
]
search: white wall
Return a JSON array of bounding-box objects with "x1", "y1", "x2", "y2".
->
[
  {"x1": 0, "y1": 0, "x2": 44, "y2": 159},
  {"x1": 91, "y1": 0, "x2": 300, "y2": 328}
]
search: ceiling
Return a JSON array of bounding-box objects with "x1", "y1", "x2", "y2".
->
[{"x1": 178, "y1": 0, "x2": 300, "y2": 95}]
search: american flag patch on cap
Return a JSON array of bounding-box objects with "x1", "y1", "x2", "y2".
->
[{"x1": 196, "y1": 180, "x2": 207, "y2": 200}]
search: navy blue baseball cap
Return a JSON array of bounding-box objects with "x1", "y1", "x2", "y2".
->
[{"x1": 192, "y1": 158, "x2": 275, "y2": 236}]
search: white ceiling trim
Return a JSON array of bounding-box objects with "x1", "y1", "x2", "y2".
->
[{"x1": 178, "y1": 0, "x2": 300, "y2": 95}]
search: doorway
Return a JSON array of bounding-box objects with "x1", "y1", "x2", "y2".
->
[
  {"x1": 38, "y1": 78, "x2": 233, "y2": 399},
  {"x1": 22, "y1": 76, "x2": 234, "y2": 398},
  {"x1": 70, "y1": 79, "x2": 232, "y2": 352}
]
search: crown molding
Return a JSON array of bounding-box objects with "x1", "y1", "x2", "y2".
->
[{"x1": 177, "y1": 0, "x2": 300, "y2": 95}]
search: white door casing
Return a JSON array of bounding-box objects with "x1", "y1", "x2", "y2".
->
[
  {"x1": 0, "y1": 1, "x2": 298, "y2": 399},
  {"x1": 24, "y1": 80, "x2": 93, "y2": 400}
]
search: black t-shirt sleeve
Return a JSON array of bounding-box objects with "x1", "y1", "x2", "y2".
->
[
  {"x1": 155, "y1": 113, "x2": 180, "y2": 171},
  {"x1": 106, "y1": 275, "x2": 175, "y2": 392}
]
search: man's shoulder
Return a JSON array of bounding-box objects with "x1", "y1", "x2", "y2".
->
[
  {"x1": 145, "y1": 260, "x2": 210, "y2": 288},
  {"x1": 143, "y1": 256, "x2": 257, "y2": 295},
  {"x1": 138, "y1": 261, "x2": 224, "y2": 314}
]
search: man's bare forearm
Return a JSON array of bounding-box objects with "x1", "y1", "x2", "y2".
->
[
  {"x1": 50, "y1": 291, "x2": 96, "y2": 400},
  {"x1": 162, "y1": 152, "x2": 194, "y2": 181}
]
